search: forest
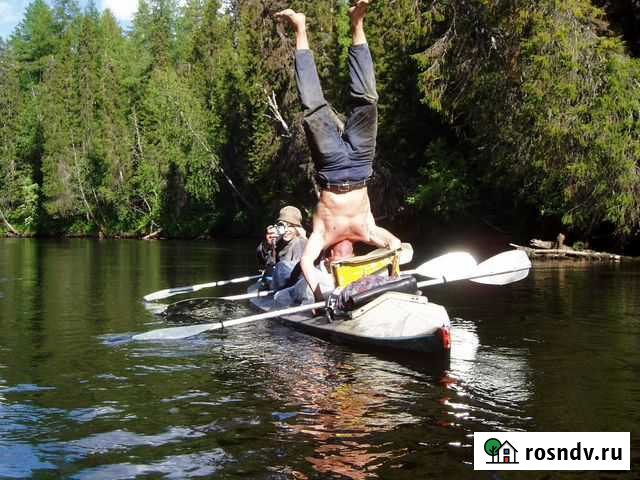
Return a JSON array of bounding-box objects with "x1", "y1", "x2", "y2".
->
[{"x1": 1, "y1": 0, "x2": 639, "y2": 251}]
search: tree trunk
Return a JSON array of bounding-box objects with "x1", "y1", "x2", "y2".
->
[{"x1": 0, "y1": 206, "x2": 20, "y2": 236}]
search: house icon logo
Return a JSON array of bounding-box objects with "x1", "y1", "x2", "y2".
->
[{"x1": 484, "y1": 438, "x2": 519, "y2": 464}]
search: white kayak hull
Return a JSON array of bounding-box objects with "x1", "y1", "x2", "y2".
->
[{"x1": 250, "y1": 287, "x2": 451, "y2": 354}]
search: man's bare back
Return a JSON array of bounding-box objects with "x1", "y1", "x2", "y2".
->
[{"x1": 276, "y1": 1, "x2": 401, "y2": 298}]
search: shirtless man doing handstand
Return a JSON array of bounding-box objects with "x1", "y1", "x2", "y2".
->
[{"x1": 276, "y1": 0, "x2": 401, "y2": 299}]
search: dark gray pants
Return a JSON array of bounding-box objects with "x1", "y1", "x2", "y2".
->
[{"x1": 295, "y1": 44, "x2": 378, "y2": 184}]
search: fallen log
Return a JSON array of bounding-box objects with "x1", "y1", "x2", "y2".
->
[
  {"x1": 143, "y1": 228, "x2": 163, "y2": 241},
  {"x1": 510, "y1": 243, "x2": 622, "y2": 261}
]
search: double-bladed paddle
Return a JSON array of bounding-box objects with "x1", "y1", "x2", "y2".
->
[
  {"x1": 149, "y1": 251, "x2": 478, "y2": 316},
  {"x1": 224, "y1": 251, "x2": 477, "y2": 301},
  {"x1": 132, "y1": 250, "x2": 531, "y2": 341},
  {"x1": 142, "y1": 244, "x2": 416, "y2": 303}
]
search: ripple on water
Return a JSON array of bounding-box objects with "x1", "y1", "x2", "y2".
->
[
  {"x1": 0, "y1": 443, "x2": 57, "y2": 478},
  {"x1": 446, "y1": 318, "x2": 534, "y2": 430},
  {"x1": 71, "y1": 450, "x2": 229, "y2": 480},
  {"x1": 160, "y1": 390, "x2": 210, "y2": 403},
  {"x1": 0, "y1": 402, "x2": 65, "y2": 438},
  {"x1": 94, "y1": 373, "x2": 129, "y2": 382},
  {"x1": 0, "y1": 384, "x2": 56, "y2": 394},
  {"x1": 59, "y1": 426, "x2": 207, "y2": 457},
  {"x1": 68, "y1": 406, "x2": 124, "y2": 423}
]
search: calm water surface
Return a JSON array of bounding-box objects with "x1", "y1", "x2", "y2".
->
[{"x1": 0, "y1": 238, "x2": 638, "y2": 479}]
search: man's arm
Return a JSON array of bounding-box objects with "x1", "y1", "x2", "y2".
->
[
  {"x1": 257, "y1": 241, "x2": 275, "y2": 270},
  {"x1": 300, "y1": 231, "x2": 326, "y2": 301},
  {"x1": 367, "y1": 223, "x2": 402, "y2": 250},
  {"x1": 257, "y1": 226, "x2": 281, "y2": 270}
]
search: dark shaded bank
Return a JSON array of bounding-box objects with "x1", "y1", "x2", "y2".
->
[{"x1": 3, "y1": 213, "x2": 639, "y2": 257}]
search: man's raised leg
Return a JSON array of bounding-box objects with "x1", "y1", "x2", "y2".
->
[
  {"x1": 350, "y1": 0, "x2": 369, "y2": 47},
  {"x1": 344, "y1": 1, "x2": 378, "y2": 165},
  {"x1": 274, "y1": 9, "x2": 308, "y2": 50},
  {"x1": 275, "y1": 8, "x2": 345, "y2": 172}
]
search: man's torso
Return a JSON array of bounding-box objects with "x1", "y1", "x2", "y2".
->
[{"x1": 314, "y1": 187, "x2": 374, "y2": 245}]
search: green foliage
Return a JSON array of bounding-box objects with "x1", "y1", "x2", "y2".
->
[
  {"x1": 406, "y1": 139, "x2": 472, "y2": 220},
  {"x1": 0, "y1": 0, "x2": 639, "y2": 245},
  {"x1": 415, "y1": 0, "x2": 640, "y2": 238},
  {"x1": 10, "y1": 0, "x2": 58, "y2": 86},
  {"x1": 137, "y1": 66, "x2": 219, "y2": 233}
]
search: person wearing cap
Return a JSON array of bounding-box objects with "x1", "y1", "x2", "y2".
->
[
  {"x1": 275, "y1": 2, "x2": 401, "y2": 300},
  {"x1": 257, "y1": 206, "x2": 308, "y2": 289}
]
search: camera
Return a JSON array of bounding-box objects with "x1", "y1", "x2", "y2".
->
[{"x1": 268, "y1": 222, "x2": 289, "y2": 238}]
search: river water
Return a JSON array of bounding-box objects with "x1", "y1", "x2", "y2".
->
[{"x1": 0, "y1": 238, "x2": 638, "y2": 479}]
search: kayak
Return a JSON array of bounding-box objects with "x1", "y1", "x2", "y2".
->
[{"x1": 249, "y1": 285, "x2": 451, "y2": 354}]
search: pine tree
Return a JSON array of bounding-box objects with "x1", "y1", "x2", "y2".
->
[
  {"x1": 52, "y1": 0, "x2": 81, "y2": 36},
  {"x1": 0, "y1": 47, "x2": 40, "y2": 234},
  {"x1": 97, "y1": 9, "x2": 137, "y2": 233},
  {"x1": 10, "y1": 0, "x2": 58, "y2": 86},
  {"x1": 149, "y1": 0, "x2": 177, "y2": 69}
]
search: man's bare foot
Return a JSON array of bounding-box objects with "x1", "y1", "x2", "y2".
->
[
  {"x1": 274, "y1": 9, "x2": 306, "y2": 32},
  {"x1": 348, "y1": 0, "x2": 369, "y2": 25}
]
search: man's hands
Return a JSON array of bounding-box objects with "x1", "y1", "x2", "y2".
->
[
  {"x1": 265, "y1": 226, "x2": 280, "y2": 246},
  {"x1": 266, "y1": 223, "x2": 294, "y2": 246}
]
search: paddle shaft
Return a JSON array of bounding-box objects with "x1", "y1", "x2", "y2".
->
[
  {"x1": 417, "y1": 265, "x2": 531, "y2": 288},
  {"x1": 219, "y1": 290, "x2": 273, "y2": 301},
  {"x1": 132, "y1": 300, "x2": 324, "y2": 340},
  {"x1": 144, "y1": 274, "x2": 263, "y2": 302}
]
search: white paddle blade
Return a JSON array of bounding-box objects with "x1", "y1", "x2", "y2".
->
[
  {"x1": 415, "y1": 252, "x2": 477, "y2": 280},
  {"x1": 398, "y1": 243, "x2": 414, "y2": 265},
  {"x1": 472, "y1": 250, "x2": 532, "y2": 285},
  {"x1": 144, "y1": 287, "x2": 193, "y2": 302},
  {"x1": 132, "y1": 322, "x2": 221, "y2": 341}
]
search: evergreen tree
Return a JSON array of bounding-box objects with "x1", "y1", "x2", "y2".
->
[
  {"x1": 149, "y1": 0, "x2": 177, "y2": 69},
  {"x1": 52, "y1": 0, "x2": 81, "y2": 35},
  {"x1": 0, "y1": 47, "x2": 40, "y2": 234},
  {"x1": 137, "y1": 66, "x2": 219, "y2": 236},
  {"x1": 10, "y1": 0, "x2": 58, "y2": 86},
  {"x1": 97, "y1": 10, "x2": 138, "y2": 233}
]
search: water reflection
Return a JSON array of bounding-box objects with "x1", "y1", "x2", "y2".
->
[
  {"x1": 255, "y1": 334, "x2": 451, "y2": 479},
  {"x1": 448, "y1": 319, "x2": 533, "y2": 430},
  {"x1": 1, "y1": 239, "x2": 640, "y2": 479}
]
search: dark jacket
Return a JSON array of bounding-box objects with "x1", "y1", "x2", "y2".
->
[{"x1": 257, "y1": 236, "x2": 307, "y2": 273}]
